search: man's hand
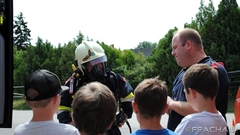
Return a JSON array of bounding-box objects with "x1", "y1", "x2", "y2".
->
[
  {"x1": 167, "y1": 96, "x2": 174, "y2": 110},
  {"x1": 167, "y1": 96, "x2": 174, "y2": 115},
  {"x1": 166, "y1": 96, "x2": 197, "y2": 116}
]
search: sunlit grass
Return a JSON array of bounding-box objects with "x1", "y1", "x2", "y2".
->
[
  {"x1": 13, "y1": 98, "x2": 31, "y2": 110},
  {"x1": 13, "y1": 98, "x2": 235, "y2": 113}
]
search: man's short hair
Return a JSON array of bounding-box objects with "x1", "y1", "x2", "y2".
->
[{"x1": 174, "y1": 28, "x2": 202, "y2": 47}]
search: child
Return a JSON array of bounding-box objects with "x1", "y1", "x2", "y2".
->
[
  {"x1": 71, "y1": 81, "x2": 117, "y2": 135},
  {"x1": 130, "y1": 77, "x2": 177, "y2": 135},
  {"x1": 175, "y1": 63, "x2": 228, "y2": 135},
  {"x1": 14, "y1": 69, "x2": 79, "y2": 135}
]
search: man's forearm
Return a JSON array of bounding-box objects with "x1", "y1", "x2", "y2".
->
[{"x1": 167, "y1": 97, "x2": 197, "y2": 116}]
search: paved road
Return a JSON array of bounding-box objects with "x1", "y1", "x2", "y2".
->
[{"x1": 0, "y1": 110, "x2": 236, "y2": 135}]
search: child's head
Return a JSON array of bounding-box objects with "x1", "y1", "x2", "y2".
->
[
  {"x1": 133, "y1": 77, "x2": 168, "y2": 119},
  {"x1": 24, "y1": 69, "x2": 68, "y2": 108},
  {"x1": 183, "y1": 63, "x2": 219, "y2": 100},
  {"x1": 72, "y1": 82, "x2": 117, "y2": 135}
]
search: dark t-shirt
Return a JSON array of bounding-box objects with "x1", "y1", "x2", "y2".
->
[{"x1": 167, "y1": 56, "x2": 230, "y2": 131}]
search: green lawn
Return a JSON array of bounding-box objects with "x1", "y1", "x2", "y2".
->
[
  {"x1": 13, "y1": 98, "x2": 235, "y2": 112},
  {"x1": 13, "y1": 98, "x2": 31, "y2": 110},
  {"x1": 228, "y1": 99, "x2": 235, "y2": 113}
]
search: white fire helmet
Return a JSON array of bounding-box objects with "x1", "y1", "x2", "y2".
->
[{"x1": 75, "y1": 41, "x2": 107, "y2": 78}]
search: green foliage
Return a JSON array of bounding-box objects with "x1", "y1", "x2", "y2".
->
[
  {"x1": 184, "y1": 0, "x2": 240, "y2": 99},
  {"x1": 228, "y1": 98, "x2": 235, "y2": 113},
  {"x1": 13, "y1": 4, "x2": 240, "y2": 103},
  {"x1": 186, "y1": 0, "x2": 240, "y2": 72},
  {"x1": 58, "y1": 42, "x2": 76, "y2": 84},
  {"x1": 185, "y1": 0, "x2": 216, "y2": 32},
  {"x1": 13, "y1": 38, "x2": 73, "y2": 86},
  {"x1": 136, "y1": 41, "x2": 157, "y2": 49},
  {"x1": 100, "y1": 42, "x2": 122, "y2": 70},
  {"x1": 13, "y1": 30, "x2": 85, "y2": 86},
  {"x1": 120, "y1": 50, "x2": 137, "y2": 69},
  {"x1": 226, "y1": 55, "x2": 240, "y2": 72},
  {"x1": 13, "y1": 12, "x2": 31, "y2": 50},
  {"x1": 73, "y1": 31, "x2": 84, "y2": 45},
  {"x1": 148, "y1": 28, "x2": 180, "y2": 93},
  {"x1": 13, "y1": 46, "x2": 28, "y2": 85},
  {"x1": 13, "y1": 99, "x2": 31, "y2": 110},
  {"x1": 202, "y1": 0, "x2": 240, "y2": 72},
  {"x1": 125, "y1": 57, "x2": 158, "y2": 89}
]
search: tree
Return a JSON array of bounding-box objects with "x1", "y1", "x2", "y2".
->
[
  {"x1": 147, "y1": 28, "x2": 180, "y2": 93},
  {"x1": 184, "y1": 0, "x2": 240, "y2": 71},
  {"x1": 136, "y1": 41, "x2": 157, "y2": 49},
  {"x1": 73, "y1": 31, "x2": 84, "y2": 45},
  {"x1": 201, "y1": 0, "x2": 240, "y2": 71},
  {"x1": 120, "y1": 50, "x2": 137, "y2": 69},
  {"x1": 58, "y1": 42, "x2": 76, "y2": 84},
  {"x1": 123, "y1": 53, "x2": 151, "y2": 89},
  {"x1": 197, "y1": 0, "x2": 216, "y2": 30},
  {"x1": 183, "y1": 0, "x2": 240, "y2": 100},
  {"x1": 99, "y1": 42, "x2": 122, "y2": 70},
  {"x1": 13, "y1": 12, "x2": 31, "y2": 50},
  {"x1": 184, "y1": 0, "x2": 216, "y2": 32},
  {"x1": 13, "y1": 46, "x2": 28, "y2": 85}
]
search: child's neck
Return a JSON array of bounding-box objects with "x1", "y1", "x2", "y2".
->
[
  {"x1": 139, "y1": 117, "x2": 164, "y2": 130},
  {"x1": 31, "y1": 108, "x2": 54, "y2": 121},
  {"x1": 197, "y1": 99, "x2": 218, "y2": 114}
]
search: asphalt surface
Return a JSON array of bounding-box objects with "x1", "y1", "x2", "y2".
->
[{"x1": 0, "y1": 110, "x2": 236, "y2": 135}]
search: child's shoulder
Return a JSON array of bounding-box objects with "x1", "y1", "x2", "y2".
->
[
  {"x1": 164, "y1": 128, "x2": 178, "y2": 135},
  {"x1": 184, "y1": 111, "x2": 222, "y2": 120}
]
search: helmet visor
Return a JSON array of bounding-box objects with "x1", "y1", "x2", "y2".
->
[
  {"x1": 82, "y1": 55, "x2": 108, "y2": 81},
  {"x1": 83, "y1": 55, "x2": 107, "y2": 68}
]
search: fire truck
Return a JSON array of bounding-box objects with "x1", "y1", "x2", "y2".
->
[
  {"x1": 0, "y1": 0, "x2": 13, "y2": 128},
  {"x1": 229, "y1": 70, "x2": 240, "y2": 135}
]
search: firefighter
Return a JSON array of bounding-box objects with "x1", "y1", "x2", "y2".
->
[{"x1": 57, "y1": 41, "x2": 134, "y2": 135}]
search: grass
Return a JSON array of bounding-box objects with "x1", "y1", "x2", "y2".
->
[
  {"x1": 13, "y1": 98, "x2": 236, "y2": 112},
  {"x1": 13, "y1": 98, "x2": 31, "y2": 110},
  {"x1": 228, "y1": 99, "x2": 235, "y2": 113}
]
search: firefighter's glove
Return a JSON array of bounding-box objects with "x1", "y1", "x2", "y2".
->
[{"x1": 116, "y1": 110, "x2": 127, "y2": 127}]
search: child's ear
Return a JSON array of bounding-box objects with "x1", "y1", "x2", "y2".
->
[
  {"x1": 162, "y1": 104, "x2": 169, "y2": 114},
  {"x1": 52, "y1": 94, "x2": 59, "y2": 104},
  {"x1": 132, "y1": 101, "x2": 138, "y2": 113},
  {"x1": 189, "y1": 88, "x2": 197, "y2": 98}
]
